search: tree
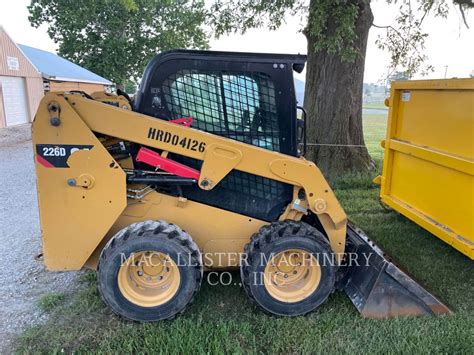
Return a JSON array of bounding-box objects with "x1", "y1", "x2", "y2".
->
[
  {"x1": 210, "y1": 0, "x2": 472, "y2": 179},
  {"x1": 389, "y1": 71, "x2": 411, "y2": 81},
  {"x1": 124, "y1": 79, "x2": 138, "y2": 95},
  {"x1": 28, "y1": 0, "x2": 209, "y2": 85}
]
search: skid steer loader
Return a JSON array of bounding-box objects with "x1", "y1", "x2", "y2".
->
[{"x1": 32, "y1": 50, "x2": 450, "y2": 321}]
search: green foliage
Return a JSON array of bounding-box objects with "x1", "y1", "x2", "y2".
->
[
  {"x1": 124, "y1": 79, "x2": 138, "y2": 95},
  {"x1": 37, "y1": 293, "x2": 66, "y2": 312},
  {"x1": 210, "y1": 0, "x2": 361, "y2": 62},
  {"x1": 376, "y1": 1, "x2": 438, "y2": 77},
  {"x1": 389, "y1": 70, "x2": 411, "y2": 81},
  {"x1": 210, "y1": 0, "x2": 472, "y2": 76},
  {"x1": 375, "y1": 0, "x2": 473, "y2": 77},
  {"x1": 28, "y1": 0, "x2": 209, "y2": 84},
  {"x1": 307, "y1": 1, "x2": 360, "y2": 61}
]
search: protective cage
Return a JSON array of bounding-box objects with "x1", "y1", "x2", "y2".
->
[{"x1": 134, "y1": 50, "x2": 308, "y2": 221}]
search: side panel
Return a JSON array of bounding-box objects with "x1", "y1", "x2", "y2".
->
[
  {"x1": 85, "y1": 191, "x2": 269, "y2": 270},
  {"x1": 32, "y1": 93, "x2": 127, "y2": 270},
  {"x1": 379, "y1": 79, "x2": 474, "y2": 259}
]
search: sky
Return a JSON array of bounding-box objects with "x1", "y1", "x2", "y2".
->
[{"x1": 1, "y1": 0, "x2": 472, "y2": 83}]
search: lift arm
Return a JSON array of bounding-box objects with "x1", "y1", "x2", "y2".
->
[{"x1": 36, "y1": 92, "x2": 347, "y2": 258}]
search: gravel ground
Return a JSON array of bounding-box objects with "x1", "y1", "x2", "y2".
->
[{"x1": 0, "y1": 124, "x2": 79, "y2": 353}]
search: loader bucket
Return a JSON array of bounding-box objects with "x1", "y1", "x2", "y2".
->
[{"x1": 340, "y1": 223, "x2": 452, "y2": 318}]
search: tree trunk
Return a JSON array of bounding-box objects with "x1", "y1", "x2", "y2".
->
[{"x1": 304, "y1": 0, "x2": 374, "y2": 181}]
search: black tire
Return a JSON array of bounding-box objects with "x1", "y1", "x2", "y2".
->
[
  {"x1": 241, "y1": 221, "x2": 336, "y2": 316},
  {"x1": 97, "y1": 220, "x2": 202, "y2": 321}
]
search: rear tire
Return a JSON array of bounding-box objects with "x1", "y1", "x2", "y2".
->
[
  {"x1": 241, "y1": 221, "x2": 336, "y2": 316},
  {"x1": 97, "y1": 220, "x2": 202, "y2": 321}
]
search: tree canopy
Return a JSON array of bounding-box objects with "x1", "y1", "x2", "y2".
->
[
  {"x1": 27, "y1": 0, "x2": 472, "y2": 176},
  {"x1": 209, "y1": 0, "x2": 472, "y2": 177},
  {"x1": 28, "y1": 0, "x2": 209, "y2": 84},
  {"x1": 210, "y1": 0, "x2": 472, "y2": 78}
]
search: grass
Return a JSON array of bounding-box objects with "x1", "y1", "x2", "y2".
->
[
  {"x1": 37, "y1": 293, "x2": 66, "y2": 313},
  {"x1": 362, "y1": 102, "x2": 388, "y2": 110},
  {"x1": 17, "y1": 113, "x2": 474, "y2": 353},
  {"x1": 361, "y1": 114, "x2": 387, "y2": 163}
]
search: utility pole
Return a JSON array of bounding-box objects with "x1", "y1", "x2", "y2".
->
[{"x1": 444, "y1": 65, "x2": 448, "y2": 79}]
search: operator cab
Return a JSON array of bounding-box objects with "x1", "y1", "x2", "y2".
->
[
  {"x1": 134, "y1": 50, "x2": 307, "y2": 157},
  {"x1": 133, "y1": 50, "x2": 307, "y2": 222}
]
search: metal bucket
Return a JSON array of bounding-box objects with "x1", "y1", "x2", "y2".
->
[{"x1": 340, "y1": 223, "x2": 452, "y2": 318}]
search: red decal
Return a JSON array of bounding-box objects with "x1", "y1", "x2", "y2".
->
[
  {"x1": 36, "y1": 154, "x2": 54, "y2": 168},
  {"x1": 170, "y1": 117, "x2": 193, "y2": 127},
  {"x1": 136, "y1": 147, "x2": 200, "y2": 180}
]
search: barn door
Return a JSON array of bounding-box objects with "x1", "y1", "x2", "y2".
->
[{"x1": 0, "y1": 76, "x2": 30, "y2": 126}]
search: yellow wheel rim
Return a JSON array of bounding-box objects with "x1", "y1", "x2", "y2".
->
[
  {"x1": 118, "y1": 251, "x2": 180, "y2": 307},
  {"x1": 263, "y1": 249, "x2": 321, "y2": 303}
]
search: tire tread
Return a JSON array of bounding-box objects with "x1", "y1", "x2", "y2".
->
[
  {"x1": 240, "y1": 220, "x2": 334, "y2": 316},
  {"x1": 97, "y1": 220, "x2": 202, "y2": 321}
]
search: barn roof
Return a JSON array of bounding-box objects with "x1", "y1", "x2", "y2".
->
[{"x1": 18, "y1": 44, "x2": 112, "y2": 85}]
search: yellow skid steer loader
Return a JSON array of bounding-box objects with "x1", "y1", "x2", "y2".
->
[{"x1": 32, "y1": 50, "x2": 450, "y2": 321}]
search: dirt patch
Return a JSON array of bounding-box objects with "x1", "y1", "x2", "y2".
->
[{"x1": 0, "y1": 124, "x2": 80, "y2": 353}]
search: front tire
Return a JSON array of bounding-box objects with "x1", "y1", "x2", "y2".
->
[
  {"x1": 241, "y1": 221, "x2": 336, "y2": 316},
  {"x1": 97, "y1": 220, "x2": 202, "y2": 321}
]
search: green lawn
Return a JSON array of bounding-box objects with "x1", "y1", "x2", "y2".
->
[
  {"x1": 17, "y1": 114, "x2": 473, "y2": 353},
  {"x1": 360, "y1": 114, "x2": 386, "y2": 163},
  {"x1": 363, "y1": 102, "x2": 388, "y2": 110}
]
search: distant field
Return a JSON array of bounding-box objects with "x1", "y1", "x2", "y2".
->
[
  {"x1": 362, "y1": 113, "x2": 387, "y2": 163},
  {"x1": 363, "y1": 102, "x2": 388, "y2": 110},
  {"x1": 17, "y1": 112, "x2": 473, "y2": 353}
]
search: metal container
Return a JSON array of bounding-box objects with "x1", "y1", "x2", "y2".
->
[{"x1": 375, "y1": 78, "x2": 473, "y2": 259}]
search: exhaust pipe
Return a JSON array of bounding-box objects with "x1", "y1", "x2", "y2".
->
[{"x1": 339, "y1": 222, "x2": 452, "y2": 318}]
